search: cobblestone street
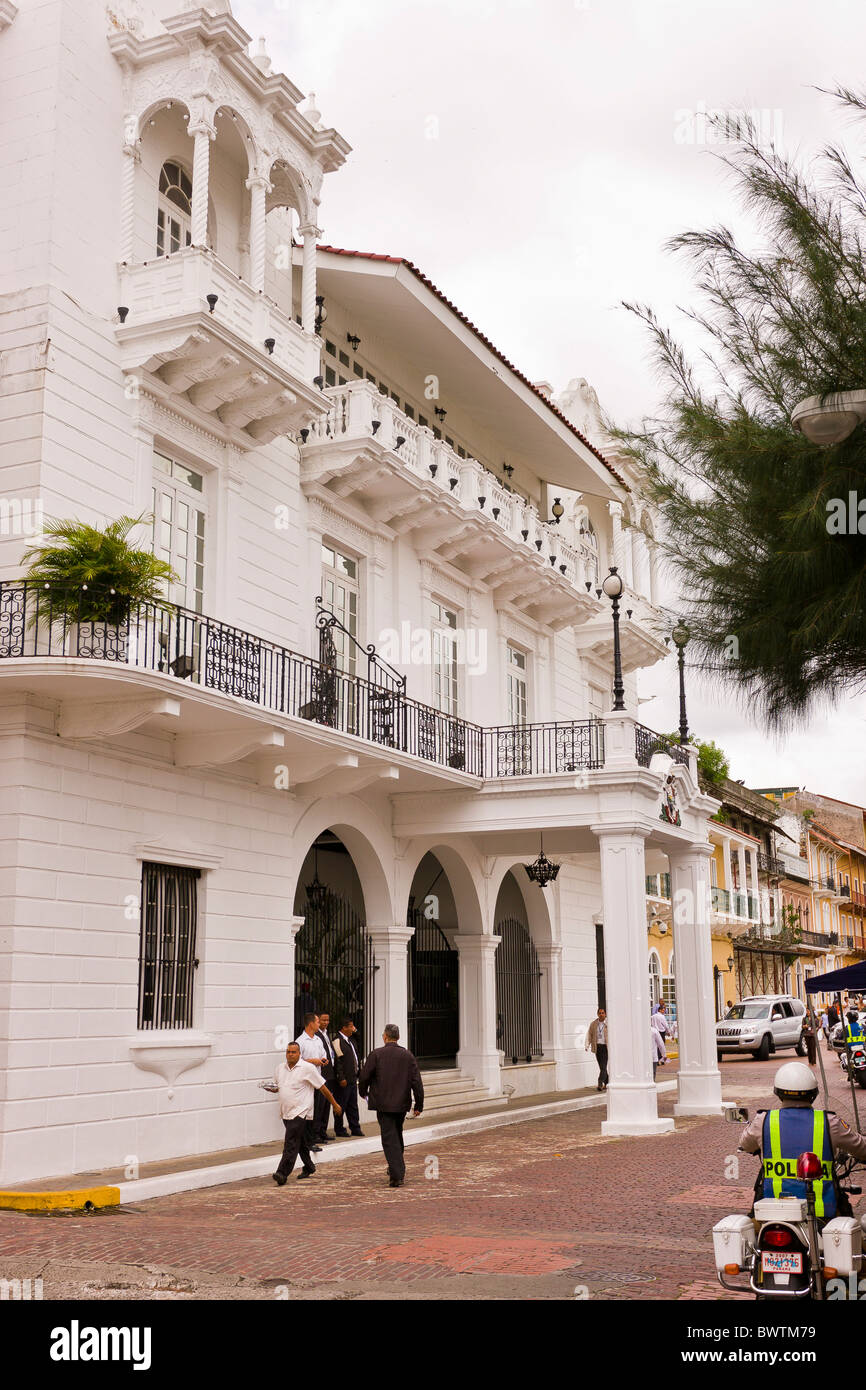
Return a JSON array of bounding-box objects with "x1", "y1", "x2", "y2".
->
[{"x1": 2, "y1": 1053, "x2": 861, "y2": 1301}]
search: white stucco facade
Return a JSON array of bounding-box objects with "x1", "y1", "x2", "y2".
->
[{"x1": 0, "y1": 0, "x2": 722, "y2": 1186}]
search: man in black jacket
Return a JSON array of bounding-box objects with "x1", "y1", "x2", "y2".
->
[
  {"x1": 313, "y1": 1012, "x2": 337, "y2": 1143},
  {"x1": 333, "y1": 1019, "x2": 365, "y2": 1137},
  {"x1": 358, "y1": 1024, "x2": 424, "y2": 1187}
]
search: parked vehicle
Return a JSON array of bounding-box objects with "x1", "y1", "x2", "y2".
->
[
  {"x1": 716, "y1": 995, "x2": 807, "y2": 1061},
  {"x1": 713, "y1": 1144, "x2": 865, "y2": 1300}
]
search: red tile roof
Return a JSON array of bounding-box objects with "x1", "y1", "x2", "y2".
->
[{"x1": 316, "y1": 244, "x2": 627, "y2": 489}]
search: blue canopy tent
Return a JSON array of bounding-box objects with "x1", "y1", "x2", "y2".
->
[{"x1": 805, "y1": 962, "x2": 866, "y2": 993}]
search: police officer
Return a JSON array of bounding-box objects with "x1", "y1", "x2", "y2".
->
[
  {"x1": 739, "y1": 1062, "x2": 866, "y2": 1219},
  {"x1": 845, "y1": 1010, "x2": 865, "y2": 1044}
]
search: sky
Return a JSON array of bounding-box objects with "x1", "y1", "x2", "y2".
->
[{"x1": 237, "y1": 0, "x2": 866, "y2": 804}]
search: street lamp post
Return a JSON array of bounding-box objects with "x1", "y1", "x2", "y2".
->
[
  {"x1": 671, "y1": 618, "x2": 690, "y2": 745},
  {"x1": 602, "y1": 566, "x2": 625, "y2": 711}
]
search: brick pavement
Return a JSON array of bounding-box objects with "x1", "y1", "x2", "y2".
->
[{"x1": 1, "y1": 1052, "x2": 861, "y2": 1301}]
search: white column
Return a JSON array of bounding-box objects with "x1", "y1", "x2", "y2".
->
[
  {"x1": 120, "y1": 143, "x2": 139, "y2": 263},
  {"x1": 299, "y1": 223, "x2": 322, "y2": 333},
  {"x1": 608, "y1": 500, "x2": 624, "y2": 571},
  {"x1": 190, "y1": 122, "x2": 214, "y2": 247},
  {"x1": 246, "y1": 174, "x2": 270, "y2": 292},
  {"x1": 737, "y1": 845, "x2": 747, "y2": 916},
  {"x1": 721, "y1": 837, "x2": 732, "y2": 892},
  {"x1": 749, "y1": 849, "x2": 760, "y2": 919},
  {"x1": 593, "y1": 824, "x2": 673, "y2": 1135},
  {"x1": 536, "y1": 942, "x2": 566, "y2": 1085},
  {"x1": 454, "y1": 933, "x2": 502, "y2": 1095},
  {"x1": 669, "y1": 845, "x2": 724, "y2": 1116},
  {"x1": 368, "y1": 926, "x2": 412, "y2": 1042},
  {"x1": 634, "y1": 530, "x2": 652, "y2": 599}
]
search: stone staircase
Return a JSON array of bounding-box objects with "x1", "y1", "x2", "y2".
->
[{"x1": 417, "y1": 1068, "x2": 500, "y2": 1117}]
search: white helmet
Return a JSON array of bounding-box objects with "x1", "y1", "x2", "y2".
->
[{"x1": 774, "y1": 1061, "x2": 819, "y2": 1105}]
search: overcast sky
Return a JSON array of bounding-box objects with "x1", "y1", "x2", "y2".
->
[{"x1": 239, "y1": 0, "x2": 866, "y2": 803}]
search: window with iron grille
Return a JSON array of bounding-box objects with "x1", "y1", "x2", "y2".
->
[{"x1": 137, "y1": 863, "x2": 200, "y2": 1029}]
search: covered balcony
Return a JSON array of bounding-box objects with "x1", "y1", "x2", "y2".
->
[{"x1": 301, "y1": 381, "x2": 666, "y2": 644}]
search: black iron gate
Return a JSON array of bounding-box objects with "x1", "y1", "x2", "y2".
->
[
  {"x1": 407, "y1": 906, "x2": 459, "y2": 1066},
  {"x1": 495, "y1": 917, "x2": 543, "y2": 1063},
  {"x1": 294, "y1": 887, "x2": 375, "y2": 1056}
]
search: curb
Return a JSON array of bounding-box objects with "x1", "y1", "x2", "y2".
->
[
  {"x1": 0, "y1": 1186, "x2": 120, "y2": 1213},
  {"x1": 1, "y1": 1080, "x2": 681, "y2": 1211}
]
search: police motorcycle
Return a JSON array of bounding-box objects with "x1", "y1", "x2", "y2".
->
[
  {"x1": 832, "y1": 1015, "x2": 866, "y2": 1090},
  {"x1": 712, "y1": 1063, "x2": 866, "y2": 1299}
]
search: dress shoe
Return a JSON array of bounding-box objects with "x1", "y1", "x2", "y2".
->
[
  {"x1": 320, "y1": 1135, "x2": 334, "y2": 1142},
  {"x1": 350, "y1": 1131, "x2": 365, "y2": 1138},
  {"x1": 272, "y1": 1173, "x2": 287, "y2": 1187},
  {"x1": 297, "y1": 1165, "x2": 316, "y2": 1179},
  {"x1": 310, "y1": 1144, "x2": 323, "y2": 1153},
  {"x1": 388, "y1": 1177, "x2": 404, "y2": 1188}
]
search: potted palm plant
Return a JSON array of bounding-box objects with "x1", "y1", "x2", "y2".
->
[{"x1": 22, "y1": 515, "x2": 177, "y2": 662}]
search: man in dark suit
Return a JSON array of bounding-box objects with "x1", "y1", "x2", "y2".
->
[
  {"x1": 313, "y1": 1011, "x2": 337, "y2": 1143},
  {"x1": 332, "y1": 1018, "x2": 365, "y2": 1137},
  {"x1": 358, "y1": 1023, "x2": 424, "y2": 1188}
]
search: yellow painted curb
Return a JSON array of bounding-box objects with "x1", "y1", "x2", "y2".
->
[{"x1": 0, "y1": 1186, "x2": 120, "y2": 1212}]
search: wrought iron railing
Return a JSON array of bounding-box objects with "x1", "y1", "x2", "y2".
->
[
  {"x1": 481, "y1": 719, "x2": 604, "y2": 777},
  {"x1": 634, "y1": 724, "x2": 691, "y2": 768},
  {"x1": 757, "y1": 852, "x2": 785, "y2": 878}
]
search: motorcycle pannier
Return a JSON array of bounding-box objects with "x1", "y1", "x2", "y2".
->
[
  {"x1": 712, "y1": 1214, "x2": 755, "y2": 1272},
  {"x1": 821, "y1": 1216, "x2": 862, "y2": 1275}
]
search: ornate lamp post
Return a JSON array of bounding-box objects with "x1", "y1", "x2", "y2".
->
[
  {"x1": 671, "y1": 618, "x2": 690, "y2": 744},
  {"x1": 601, "y1": 566, "x2": 625, "y2": 711}
]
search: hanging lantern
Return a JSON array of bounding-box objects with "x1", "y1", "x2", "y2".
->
[
  {"x1": 305, "y1": 843, "x2": 328, "y2": 910},
  {"x1": 524, "y1": 834, "x2": 561, "y2": 888}
]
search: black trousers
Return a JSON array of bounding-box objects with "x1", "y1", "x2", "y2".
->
[
  {"x1": 276, "y1": 1116, "x2": 314, "y2": 1178},
  {"x1": 377, "y1": 1111, "x2": 406, "y2": 1181},
  {"x1": 334, "y1": 1082, "x2": 362, "y2": 1135},
  {"x1": 596, "y1": 1044, "x2": 609, "y2": 1087},
  {"x1": 313, "y1": 1085, "x2": 331, "y2": 1140}
]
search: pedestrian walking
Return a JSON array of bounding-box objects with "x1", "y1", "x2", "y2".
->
[
  {"x1": 271, "y1": 1042, "x2": 342, "y2": 1185},
  {"x1": 313, "y1": 1011, "x2": 337, "y2": 1143},
  {"x1": 820, "y1": 1008, "x2": 830, "y2": 1045},
  {"x1": 332, "y1": 1018, "x2": 365, "y2": 1137},
  {"x1": 800, "y1": 1013, "x2": 817, "y2": 1066},
  {"x1": 585, "y1": 1007, "x2": 608, "y2": 1090},
  {"x1": 295, "y1": 1013, "x2": 328, "y2": 1153},
  {"x1": 651, "y1": 1020, "x2": 666, "y2": 1080},
  {"x1": 358, "y1": 1024, "x2": 424, "y2": 1188},
  {"x1": 651, "y1": 1003, "x2": 669, "y2": 1066}
]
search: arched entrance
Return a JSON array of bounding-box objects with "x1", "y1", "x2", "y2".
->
[
  {"x1": 406, "y1": 852, "x2": 460, "y2": 1067},
  {"x1": 494, "y1": 871, "x2": 543, "y2": 1064},
  {"x1": 292, "y1": 830, "x2": 375, "y2": 1054}
]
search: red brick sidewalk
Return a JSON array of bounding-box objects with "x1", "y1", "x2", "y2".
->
[{"x1": 1, "y1": 1053, "x2": 859, "y2": 1300}]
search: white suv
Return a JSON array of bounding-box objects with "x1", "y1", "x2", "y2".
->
[{"x1": 716, "y1": 995, "x2": 807, "y2": 1061}]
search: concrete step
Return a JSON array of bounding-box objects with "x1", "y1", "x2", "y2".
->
[{"x1": 418, "y1": 1068, "x2": 498, "y2": 1115}]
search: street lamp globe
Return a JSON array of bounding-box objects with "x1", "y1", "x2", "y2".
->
[
  {"x1": 791, "y1": 389, "x2": 866, "y2": 446},
  {"x1": 672, "y1": 619, "x2": 690, "y2": 649},
  {"x1": 602, "y1": 566, "x2": 623, "y2": 599}
]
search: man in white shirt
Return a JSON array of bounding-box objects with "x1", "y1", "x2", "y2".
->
[
  {"x1": 272, "y1": 1041, "x2": 342, "y2": 1185},
  {"x1": 295, "y1": 1012, "x2": 328, "y2": 1152}
]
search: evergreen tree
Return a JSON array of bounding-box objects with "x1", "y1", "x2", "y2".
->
[{"x1": 616, "y1": 93, "x2": 866, "y2": 725}]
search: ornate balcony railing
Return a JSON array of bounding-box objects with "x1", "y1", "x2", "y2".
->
[
  {"x1": 0, "y1": 582, "x2": 613, "y2": 779},
  {"x1": 634, "y1": 725, "x2": 691, "y2": 769},
  {"x1": 757, "y1": 852, "x2": 785, "y2": 878}
]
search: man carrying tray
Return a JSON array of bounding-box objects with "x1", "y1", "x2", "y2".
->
[{"x1": 270, "y1": 1041, "x2": 342, "y2": 1185}]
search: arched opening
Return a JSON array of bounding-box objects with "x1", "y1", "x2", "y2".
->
[
  {"x1": 406, "y1": 851, "x2": 460, "y2": 1067},
  {"x1": 648, "y1": 949, "x2": 662, "y2": 1008},
  {"x1": 576, "y1": 508, "x2": 600, "y2": 587},
  {"x1": 494, "y1": 869, "x2": 543, "y2": 1064},
  {"x1": 292, "y1": 830, "x2": 375, "y2": 1054},
  {"x1": 265, "y1": 158, "x2": 308, "y2": 323}
]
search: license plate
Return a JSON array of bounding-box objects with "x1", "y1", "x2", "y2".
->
[{"x1": 762, "y1": 1251, "x2": 802, "y2": 1274}]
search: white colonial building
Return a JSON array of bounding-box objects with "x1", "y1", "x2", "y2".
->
[{"x1": 0, "y1": 0, "x2": 723, "y2": 1187}]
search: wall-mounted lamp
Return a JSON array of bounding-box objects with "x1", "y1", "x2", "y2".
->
[
  {"x1": 117, "y1": 306, "x2": 129, "y2": 324},
  {"x1": 206, "y1": 293, "x2": 218, "y2": 313},
  {"x1": 346, "y1": 332, "x2": 361, "y2": 352},
  {"x1": 264, "y1": 338, "x2": 275, "y2": 355},
  {"x1": 313, "y1": 375, "x2": 324, "y2": 390},
  {"x1": 434, "y1": 406, "x2": 447, "y2": 422},
  {"x1": 314, "y1": 295, "x2": 327, "y2": 334}
]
